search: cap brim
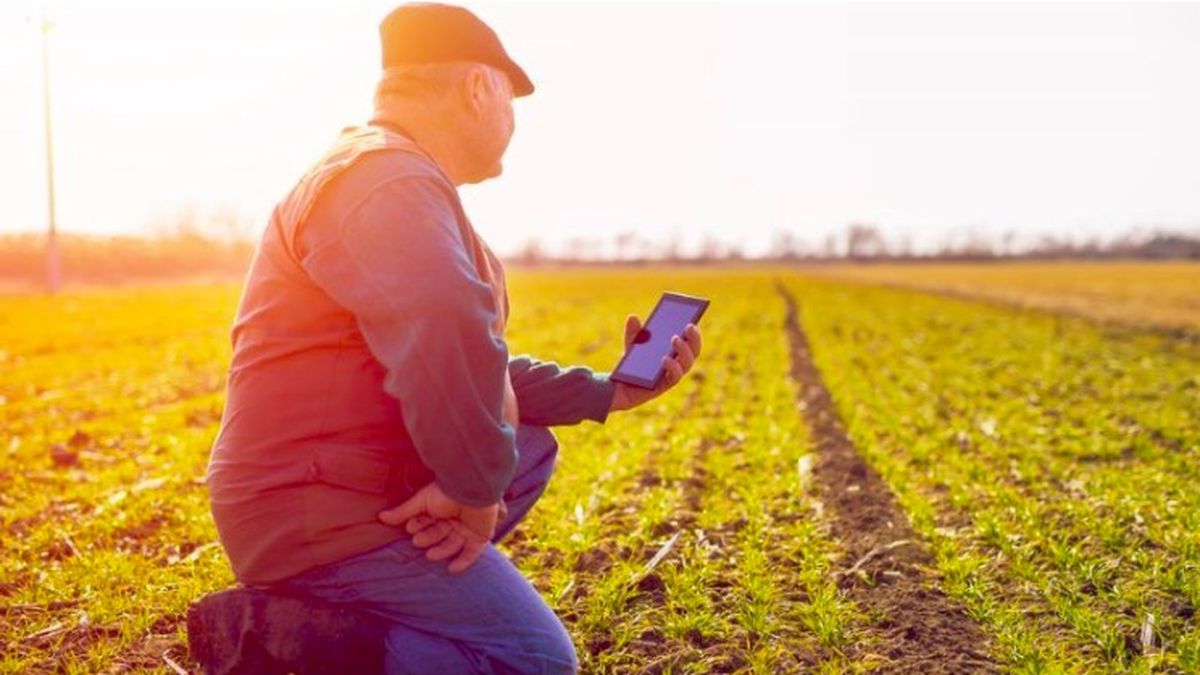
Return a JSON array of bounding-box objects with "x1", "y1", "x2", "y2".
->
[{"x1": 504, "y1": 59, "x2": 534, "y2": 97}]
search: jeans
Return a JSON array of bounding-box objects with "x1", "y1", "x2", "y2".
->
[{"x1": 274, "y1": 423, "x2": 577, "y2": 674}]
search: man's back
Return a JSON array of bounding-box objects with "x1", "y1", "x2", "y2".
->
[{"x1": 207, "y1": 123, "x2": 511, "y2": 586}]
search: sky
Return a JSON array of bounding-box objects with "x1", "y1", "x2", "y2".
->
[{"x1": 1, "y1": 1, "x2": 1198, "y2": 257}]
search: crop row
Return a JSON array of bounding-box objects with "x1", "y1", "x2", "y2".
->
[{"x1": 782, "y1": 276, "x2": 1200, "y2": 673}]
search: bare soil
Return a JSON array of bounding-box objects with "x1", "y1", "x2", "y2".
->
[{"x1": 776, "y1": 282, "x2": 999, "y2": 673}]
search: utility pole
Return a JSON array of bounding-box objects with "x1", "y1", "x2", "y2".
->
[{"x1": 40, "y1": 14, "x2": 61, "y2": 293}]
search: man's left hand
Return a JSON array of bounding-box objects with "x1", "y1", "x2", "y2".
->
[
  {"x1": 609, "y1": 315, "x2": 703, "y2": 413},
  {"x1": 377, "y1": 481, "x2": 501, "y2": 574}
]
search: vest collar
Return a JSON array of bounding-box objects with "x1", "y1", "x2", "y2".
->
[
  {"x1": 368, "y1": 116, "x2": 415, "y2": 141},
  {"x1": 365, "y1": 117, "x2": 455, "y2": 186}
]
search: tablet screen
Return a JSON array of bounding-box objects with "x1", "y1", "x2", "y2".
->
[{"x1": 616, "y1": 296, "x2": 705, "y2": 384}]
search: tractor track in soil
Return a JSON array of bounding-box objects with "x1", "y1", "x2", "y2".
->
[{"x1": 775, "y1": 282, "x2": 999, "y2": 673}]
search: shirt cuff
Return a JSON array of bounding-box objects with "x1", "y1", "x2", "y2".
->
[
  {"x1": 434, "y1": 470, "x2": 508, "y2": 508},
  {"x1": 581, "y1": 373, "x2": 618, "y2": 424}
]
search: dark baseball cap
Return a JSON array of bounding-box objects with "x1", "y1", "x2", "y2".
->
[{"x1": 379, "y1": 2, "x2": 534, "y2": 97}]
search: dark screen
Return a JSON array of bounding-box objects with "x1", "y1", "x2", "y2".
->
[{"x1": 618, "y1": 299, "x2": 699, "y2": 382}]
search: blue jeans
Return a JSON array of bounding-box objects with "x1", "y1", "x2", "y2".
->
[{"x1": 274, "y1": 424, "x2": 577, "y2": 674}]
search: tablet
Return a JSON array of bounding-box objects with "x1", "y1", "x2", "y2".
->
[{"x1": 611, "y1": 292, "x2": 710, "y2": 389}]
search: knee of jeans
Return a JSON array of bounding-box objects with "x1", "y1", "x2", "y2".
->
[
  {"x1": 527, "y1": 620, "x2": 578, "y2": 674},
  {"x1": 518, "y1": 424, "x2": 559, "y2": 468}
]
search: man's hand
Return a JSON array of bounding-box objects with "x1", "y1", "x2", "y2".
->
[
  {"x1": 377, "y1": 482, "x2": 500, "y2": 574},
  {"x1": 610, "y1": 314, "x2": 703, "y2": 413}
]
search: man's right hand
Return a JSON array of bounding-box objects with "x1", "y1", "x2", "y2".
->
[{"x1": 378, "y1": 482, "x2": 499, "y2": 574}]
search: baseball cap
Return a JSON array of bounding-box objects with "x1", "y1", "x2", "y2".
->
[{"x1": 379, "y1": 2, "x2": 535, "y2": 97}]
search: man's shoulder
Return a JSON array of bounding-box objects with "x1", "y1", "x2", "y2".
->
[
  {"x1": 331, "y1": 130, "x2": 452, "y2": 193},
  {"x1": 293, "y1": 130, "x2": 463, "y2": 253},
  {"x1": 315, "y1": 132, "x2": 459, "y2": 216}
]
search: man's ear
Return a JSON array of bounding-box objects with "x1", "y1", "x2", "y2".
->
[{"x1": 464, "y1": 65, "x2": 488, "y2": 119}]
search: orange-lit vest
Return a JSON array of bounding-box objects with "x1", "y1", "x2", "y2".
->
[
  {"x1": 276, "y1": 123, "x2": 520, "y2": 427},
  {"x1": 207, "y1": 122, "x2": 517, "y2": 586}
]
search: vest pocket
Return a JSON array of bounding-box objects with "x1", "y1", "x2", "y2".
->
[{"x1": 308, "y1": 447, "x2": 394, "y2": 495}]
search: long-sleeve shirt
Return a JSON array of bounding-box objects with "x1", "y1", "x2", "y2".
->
[
  {"x1": 508, "y1": 355, "x2": 619, "y2": 427},
  {"x1": 206, "y1": 121, "x2": 615, "y2": 585}
]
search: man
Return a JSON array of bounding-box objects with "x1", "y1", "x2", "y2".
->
[{"x1": 204, "y1": 3, "x2": 703, "y2": 673}]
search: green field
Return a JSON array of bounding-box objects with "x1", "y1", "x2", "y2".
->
[{"x1": 1, "y1": 264, "x2": 1198, "y2": 673}]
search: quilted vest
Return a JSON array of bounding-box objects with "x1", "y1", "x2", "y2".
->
[
  {"x1": 278, "y1": 122, "x2": 520, "y2": 426},
  {"x1": 207, "y1": 121, "x2": 518, "y2": 585}
]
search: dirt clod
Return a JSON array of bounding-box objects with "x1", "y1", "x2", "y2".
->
[{"x1": 49, "y1": 444, "x2": 80, "y2": 468}]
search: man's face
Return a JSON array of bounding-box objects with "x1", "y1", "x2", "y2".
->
[{"x1": 460, "y1": 66, "x2": 515, "y2": 184}]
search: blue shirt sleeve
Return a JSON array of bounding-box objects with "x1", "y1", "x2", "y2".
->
[
  {"x1": 297, "y1": 163, "x2": 517, "y2": 507},
  {"x1": 508, "y1": 355, "x2": 616, "y2": 426}
]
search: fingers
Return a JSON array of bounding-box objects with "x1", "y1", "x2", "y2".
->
[
  {"x1": 684, "y1": 323, "x2": 702, "y2": 357},
  {"x1": 445, "y1": 520, "x2": 490, "y2": 574},
  {"x1": 405, "y1": 514, "x2": 456, "y2": 552},
  {"x1": 448, "y1": 539, "x2": 489, "y2": 574},
  {"x1": 405, "y1": 514, "x2": 435, "y2": 534},
  {"x1": 660, "y1": 353, "x2": 684, "y2": 389},
  {"x1": 424, "y1": 529, "x2": 467, "y2": 562},
  {"x1": 671, "y1": 333, "x2": 696, "y2": 372},
  {"x1": 377, "y1": 484, "x2": 430, "y2": 526},
  {"x1": 412, "y1": 519, "x2": 454, "y2": 548},
  {"x1": 446, "y1": 517, "x2": 488, "y2": 542},
  {"x1": 380, "y1": 484, "x2": 498, "y2": 574},
  {"x1": 659, "y1": 324, "x2": 701, "y2": 393},
  {"x1": 455, "y1": 503, "x2": 500, "y2": 542},
  {"x1": 656, "y1": 332, "x2": 694, "y2": 393},
  {"x1": 406, "y1": 517, "x2": 492, "y2": 574},
  {"x1": 425, "y1": 519, "x2": 492, "y2": 573},
  {"x1": 624, "y1": 314, "x2": 641, "y2": 351}
]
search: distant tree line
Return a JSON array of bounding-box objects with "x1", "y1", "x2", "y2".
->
[
  {"x1": 2, "y1": 215, "x2": 1197, "y2": 290},
  {"x1": 512, "y1": 224, "x2": 1200, "y2": 265},
  {"x1": 0, "y1": 206, "x2": 254, "y2": 290},
  {"x1": 0, "y1": 231, "x2": 254, "y2": 289}
]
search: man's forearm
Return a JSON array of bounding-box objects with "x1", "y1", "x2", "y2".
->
[{"x1": 508, "y1": 355, "x2": 617, "y2": 426}]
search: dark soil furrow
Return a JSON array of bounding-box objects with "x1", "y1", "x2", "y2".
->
[{"x1": 775, "y1": 281, "x2": 999, "y2": 673}]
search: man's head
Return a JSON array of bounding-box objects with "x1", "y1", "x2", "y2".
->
[
  {"x1": 373, "y1": 3, "x2": 532, "y2": 185},
  {"x1": 374, "y1": 61, "x2": 515, "y2": 184}
]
